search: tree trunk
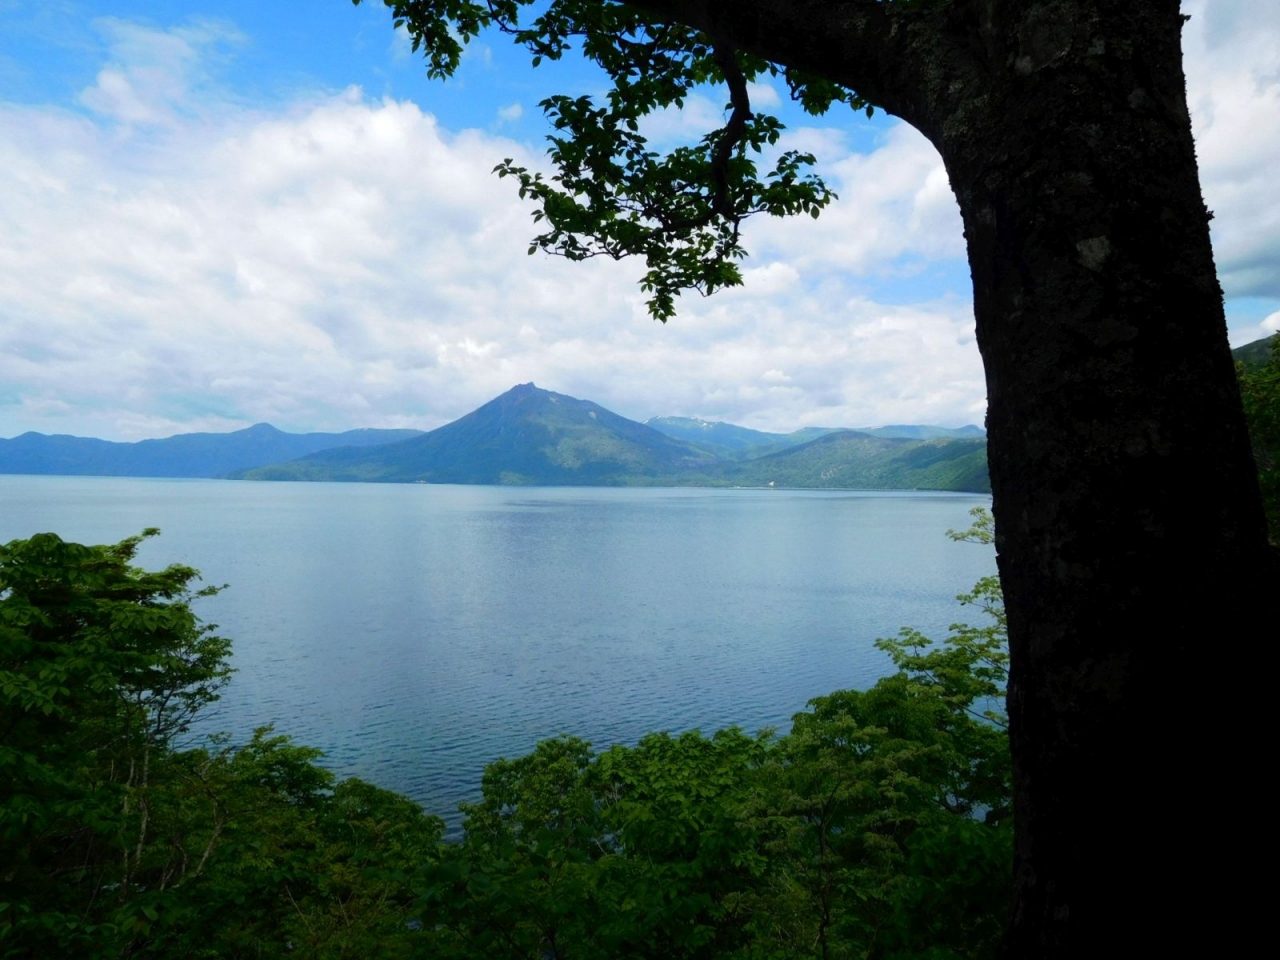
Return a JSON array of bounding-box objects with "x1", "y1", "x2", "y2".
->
[
  {"x1": 657, "y1": 0, "x2": 1277, "y2": 952},
  {"x1": 504, "y1": 0, "x2": 1278, "y2": 951},
  {"x1": 911, "y1": 2, "x2": 1276, "y2": 954}
]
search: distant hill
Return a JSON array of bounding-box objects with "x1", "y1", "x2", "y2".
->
[
  {"x1": 238, "y1": 384, "x2": 718, "y2": 484},
  {"x1": 238, "y1": 386, "x2": 990, "y2": 492},
  {"x1": 3, "y1": 389, "x2": 993, "y2": 492},
  {"x1": 1234, "y1": 333, "x2": 1278, "y2": 371},
  {"x1": 712, "y1": 430, "x2": 991, "y2": 492},
  {"x1": 644, "y1": 415, "x2": 984, "y2": 458},
  {"x1": 0, "y1": 423, "x2": 423, "y2": 478},
  {"x1": 854, "y1": 424, "x2": 986, "y2": 441},
  {"x1": 642, "y1": 417, "x2": 838, "y2": 459}
]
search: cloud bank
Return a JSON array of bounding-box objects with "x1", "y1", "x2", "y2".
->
[{"x1": 0, "y1": 5, "x2": 1275, "y2": 440}]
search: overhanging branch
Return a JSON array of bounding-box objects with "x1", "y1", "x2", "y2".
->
[{"x1": 631, "y1": 0, "x2": 927, "y2": 124}]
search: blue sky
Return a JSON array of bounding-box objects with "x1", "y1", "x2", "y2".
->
[{"x1": 1, "y1": 0, "x2": 1277, "y2": 439}]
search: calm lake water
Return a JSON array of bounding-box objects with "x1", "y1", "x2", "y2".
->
[{"x1": 1, "y1": 476, "x2": 995, "y2": 828}]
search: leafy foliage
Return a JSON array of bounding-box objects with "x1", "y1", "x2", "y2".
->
[
  {"x1": 1, "y1": 530, "x2": 230, "y2": 953},
  {"x1": 0, "y1": 531, "x2": 442, "y2": 958},
  {"x1": 356, "y1": 0, "x2": 857, "y2": 319},
  {"x1": 1237, "y1": 333, "x2": 1280, "y2": 540}
]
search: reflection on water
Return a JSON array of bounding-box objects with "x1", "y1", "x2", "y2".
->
[{"x1": 1, "y1": 477, "x2": 994, "y2": 830}]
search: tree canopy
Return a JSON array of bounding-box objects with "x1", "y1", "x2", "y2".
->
[
  {"x1": 358, "y1": 0, "x2": 863, "y2": 320},
  {"x1": 0, "y1": 531, "x2": 444, "y2": 957}
]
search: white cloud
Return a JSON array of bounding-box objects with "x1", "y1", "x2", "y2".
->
[
  {"x1": 1183, "y1": 0, "x2": 1280, "y2": 299},
  {"x1": 636, "y1": 91, "x2": 724, "y2": 145},
  {"x1": 0, "y1": 19, "x2": 991, "y2": 440},
  {"x1": 2, "y1": 8, "x2": 1276, "y2": 441},
  {"x1": 496, "y1": 102, "x2": 522, "y2": 123},
  {"x1": 78, "y1": 17, "x2": 243, "y2": 127},
  {"x1": 747, "y1": 81, "x2": 781, "y2": 109},
  {"x1": 746, "y1": 123, "x2": 965, "y2": 275},
  {"x1": 390, "y1": 23, "x2": 414, "y2": 62}
]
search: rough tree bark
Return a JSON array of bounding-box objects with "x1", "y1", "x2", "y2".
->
[{"x1": 636, "y1": 0, "x2": 1275, "y2": 954}]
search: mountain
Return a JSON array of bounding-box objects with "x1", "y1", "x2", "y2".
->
[
  {"x1": 644, "y1": 415, "x2": 984, "y2": 458},
  {"x1": 237, "y1": 385, "x2": 989, "y2": 492},
  {"x1": 642, "y1": 417, "x2": 836, "y2": 459},
  {"x1": 238, "y1": 384, "x2": 719, "y2": 484},
  {"x1": 853, "y1": 424, "x2": 986, "y2": 440},
  {"x1": 712, "y1": 430, "x2": 991, "y2": 492},
  {"x1": 4, "y1": 388, "x2": 992, "y2": 491},
  {"x1": 0, "y1": 423, "x2": 423, "y2": 479},
  {"x1": 1233, "y1": 333, "x2": 1278, "y2": 371}
]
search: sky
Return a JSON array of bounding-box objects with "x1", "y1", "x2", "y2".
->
[{"x1": 1, "y1": 1, "x2": 1277, "y2": 441}]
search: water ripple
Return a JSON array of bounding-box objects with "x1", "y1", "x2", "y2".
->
[{"x1": 1, "y1": 478, "x2": 995, "y2": 834}]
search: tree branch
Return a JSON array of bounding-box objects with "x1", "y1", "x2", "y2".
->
[
  {"x1": 709, "y1": 42, "x2": 750, "y2": 218},
  {"x1": 632, "y1": 0, "x2": 924, "y2": 123}
]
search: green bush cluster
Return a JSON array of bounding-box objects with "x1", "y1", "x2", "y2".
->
[{"x1": 0, "y1": 531, "x2": 442, "y2": 958}]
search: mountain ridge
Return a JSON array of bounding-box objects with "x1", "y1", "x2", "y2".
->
[
  {"x1": 237, "y1": 385, "x2": 990, "y2": 492},
  {"x1": 643, "y1": 416, "x2": 984, "y2": 460},
  {"x1": 0, "y1": 424, "x2": 423, "y2": 479},
  {"x1": 3, "y1": 387, "x2": 993, "y2": 492},
  {"x1": 238, "y1": 383, "x2": 719, "y2": 485}
]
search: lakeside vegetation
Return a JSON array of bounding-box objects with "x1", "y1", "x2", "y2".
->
[{"x1": 2, "y1": 516, "x2": 1010, "y2": 959}]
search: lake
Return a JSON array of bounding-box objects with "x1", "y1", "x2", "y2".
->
[{"x1": 0, "y1": 476, "x2": 995, "y2": 828}]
